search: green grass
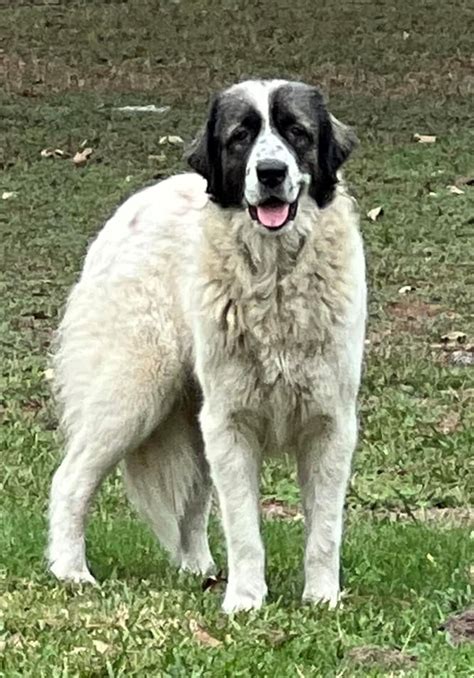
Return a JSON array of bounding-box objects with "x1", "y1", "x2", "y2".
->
[{"x1": 0, "y1": 0, "x2": 473, "y2": 675}]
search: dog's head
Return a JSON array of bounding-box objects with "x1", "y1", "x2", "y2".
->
[{"x1": 187, "y1": 79, "x2": 357, "y2": 234}]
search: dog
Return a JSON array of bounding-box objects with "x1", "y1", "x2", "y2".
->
[{"x1": 48, "y1": 79, "x2": 366, "y2": 613}]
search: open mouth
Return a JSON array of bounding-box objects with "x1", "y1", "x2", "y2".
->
[{"x1": 248, "y1": 198, "x2": 298, "y2": 230}]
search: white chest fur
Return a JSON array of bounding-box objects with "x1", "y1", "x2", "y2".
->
[{"x1": 192, "y1": 191, "x2": 366, "y2": 450}]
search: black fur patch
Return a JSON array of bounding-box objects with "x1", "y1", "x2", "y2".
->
[
  {"x1": 271, "y1": 83, "x2": 356, "y2": 208},
  {"x1": 187, "y1": 94, "x2": 261, "y2": 207}
]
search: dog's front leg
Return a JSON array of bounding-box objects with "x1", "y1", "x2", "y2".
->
[
  {"x1": 200, "y1": 405, "x2": 266, "y2": 613},
  {"x1": 297, "y1": 409, "x2": 357, "y2": 607}
]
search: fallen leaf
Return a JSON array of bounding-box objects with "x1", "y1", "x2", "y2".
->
[
  {"x1": 398, "y1": 285, "x2": 415, "y2": 295},
  {"x1": 413, "y1": 133, "x2": 436, "y2": 143},
  {"x1": 347, "y1": 645, "x2": 417, "y2": 668},
  {"x1": 428, "y1": 191, "x2": 438, "y2": 197},
  {"x1": 148, "y1": 153, "x2": 167, "y2": 162},
  {"x1": 447, "y1": 185, "x2": 464, "y2": 195},
  {"x1": 115, "y1": 104, "x2": 170, "y2": 113},
  {"x1": 92, "y1": 639, "x2": 111, "y2": 654},
  {"x1": 73, "y1": 147, "x2": 93, "y2": 166},
  {"x1": 435, "y1": 410, "x2": 461, "y2": 434},
  {"x1": 189, "y1": 619, "x2": 222, "y2": 648},
  {"x1": 261, "y1": 498, "x2": 304, "y2": 521},
  {"x1": 440, "y1": 608, "x2": 474, "y2": 646},
  {"x1": 159, "y1": 135, "x2": 184, "y2": 145},
  {"x1": 202, "y1": 569, "x2": 227, "y2": 593},
  {"x1": 367, "y1": 206, "x2": 383, "y2": 221},
  {"x1": 41, "y1": 148, "x2": 66, "y2": 158},
  {"x1": 441, "y1": 331, "x2": 467, "y2": 344},
  {"x1": 402, "y1": 30, "x2": 410, "y2": 40},
  {"x1": 2, "y1": 191, "x2": 17, "y2": 200}
]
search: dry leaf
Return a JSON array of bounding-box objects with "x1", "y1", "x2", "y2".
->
[
  {"x1": 447, "y1": 185, "x2": 464, "y2": 195},
  {"x1": 202, "y1": 570, "x2": 227, "y2": 593},
  {"x1": 148, "y1": 153, "x2": 167, "y2": 162},
  {"x1": 41, "y1": 148, "x2": 66, "y2": 158},
  {"x1": 189, "y1": 619, "x2": 222, "y2": 648},
  {"x1": 73, "y1": 147, "x2": 93, "y2": 166},
  {"x1": 92, "y1": 639, "x2": 111, "y2": 654},
  {"x1": 115, "y1": 104, "x2": 170, "y2": 113},
  {"x1": 413, "y1": 133, "x2": 436, "y2": 144},
  {"x1": 159, "y1": 135, "x2": 184, "y2": 145},
  {"x1": 441, "y1": 331, "x2": 466, "y2": 344},
  {"x1": 428, "y1": 191, "x2": 438, "y2": 197},
  {"x1": 402, "y1": 30, "x2": 410, "y2": 40},
  {"x1": 398, "y1": 285, "x2": 415, "y2": 295},
  {"x1": 261, "y1": 499, "x2": 304, "y2": 521},
  {"x1": 2, "y1": 191, "x2": 17, "y2": 200},
  {"x1": 367, "y1": 206, "x2": 383, "y2": 221},
  {"x1": 435, "y1": 411, "x2": 461, "y2": 434}
]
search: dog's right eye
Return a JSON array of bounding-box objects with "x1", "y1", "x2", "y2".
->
[{"x1": 228, "y1": 127, "x2": 250, "y2": 147}]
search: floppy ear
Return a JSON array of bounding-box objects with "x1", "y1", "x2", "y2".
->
[
  {"x1": 186, "y1": 95, "x2": 222, "y2": 199},
  {"x1": 324, "y1": 113, "x2": 358, "y2": 172},
  {"x1": 310, "y1": 90, "x2": 358, "y2": 207}
]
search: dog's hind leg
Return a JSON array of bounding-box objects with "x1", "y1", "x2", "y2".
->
[
  {"x1": 48, "y1": 380, "x2": 167, "y2": 584},
  {"x1": 48, "y1": 388, "x2": 163, "y2": 582},
  {"x1": 123, "y1": 402, "x2": 215, "y2": 575}
]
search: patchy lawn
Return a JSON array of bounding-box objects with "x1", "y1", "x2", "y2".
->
[{"x1": 1, "y1": 0, "x2": 473, "y2": 675}]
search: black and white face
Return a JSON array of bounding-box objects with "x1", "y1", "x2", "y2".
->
[{"x1": 188, "y1": 79, "x2": 356, "y2": 234}]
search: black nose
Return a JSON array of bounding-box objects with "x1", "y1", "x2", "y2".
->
[{"x1": 256, "y1": 160, "x2": 288, "y2": 188}]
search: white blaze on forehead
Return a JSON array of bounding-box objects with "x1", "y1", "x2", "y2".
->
[
  {"x1": 225, "y1": 79, "x2": 287, "y2": 125},
  {"x1": 228, "y1": 80, "x2": 303, "y2": 210}
]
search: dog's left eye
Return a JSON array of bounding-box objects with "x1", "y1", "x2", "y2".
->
[{"x1": 288, "y1": 124, "x2": 309, "y2": 141}]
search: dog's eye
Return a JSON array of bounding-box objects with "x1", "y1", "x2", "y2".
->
[
  {"x1": 287, "y1": 124, "x2": 309, "y2": 142},
  {"x1": 229, "y1": 127, "x2": 250, "y2": 146}
]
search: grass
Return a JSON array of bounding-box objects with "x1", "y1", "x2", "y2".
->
[{"x1": 1, "y1": 0, "x2": 473, "y2": 675}]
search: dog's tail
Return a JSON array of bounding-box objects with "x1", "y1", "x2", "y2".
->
[{"x1": 121, "y1": 406, "x2": 208, "y2": 563}]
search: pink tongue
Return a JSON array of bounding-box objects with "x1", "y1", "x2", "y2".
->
[{"x1": 256, "y1": 203, "x2": 289, "y2": 228}]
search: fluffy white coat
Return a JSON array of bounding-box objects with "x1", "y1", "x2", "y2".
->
[{"x1": 48, "y1": 168, "x2": 366, "y2": 612}]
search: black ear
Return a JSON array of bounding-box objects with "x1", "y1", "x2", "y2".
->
[
  {"x1": 186, "y1": 95, "x2": 222, "y2": 199},
  {"x1": 310, "y1": 91, "x2": 358, "y2": 207}
]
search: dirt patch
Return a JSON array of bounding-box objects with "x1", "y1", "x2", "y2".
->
[
  {"x1": 440, "y1": 609, "x2": 474, "y2": 647},
  {"x1": 375, "y1": 507, "x2": 473, "y2": 527},
  {"x1": 346, "y1": 645, "x2": 417, "y2": 669},
  {"x1": 388, "y1": 300, "x2": 449, "y2": 322}
]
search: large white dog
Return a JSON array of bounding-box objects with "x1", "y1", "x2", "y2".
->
[{"x1": 48, "y1": 79, "x2": 366, "y2": 613}]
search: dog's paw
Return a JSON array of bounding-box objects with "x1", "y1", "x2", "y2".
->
[
  {"x1": 222, "y1": 583, "x2": 267, "y2": 614},
  {"x1": 179, "y1": 555, "x2": 216, "y2": 576},
  {"x1": 49, "y1": 559, "x2": 97, "y2": 585},
  {"x1": 302, "y1": 585, "x2": 340, "y2": 609}
]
